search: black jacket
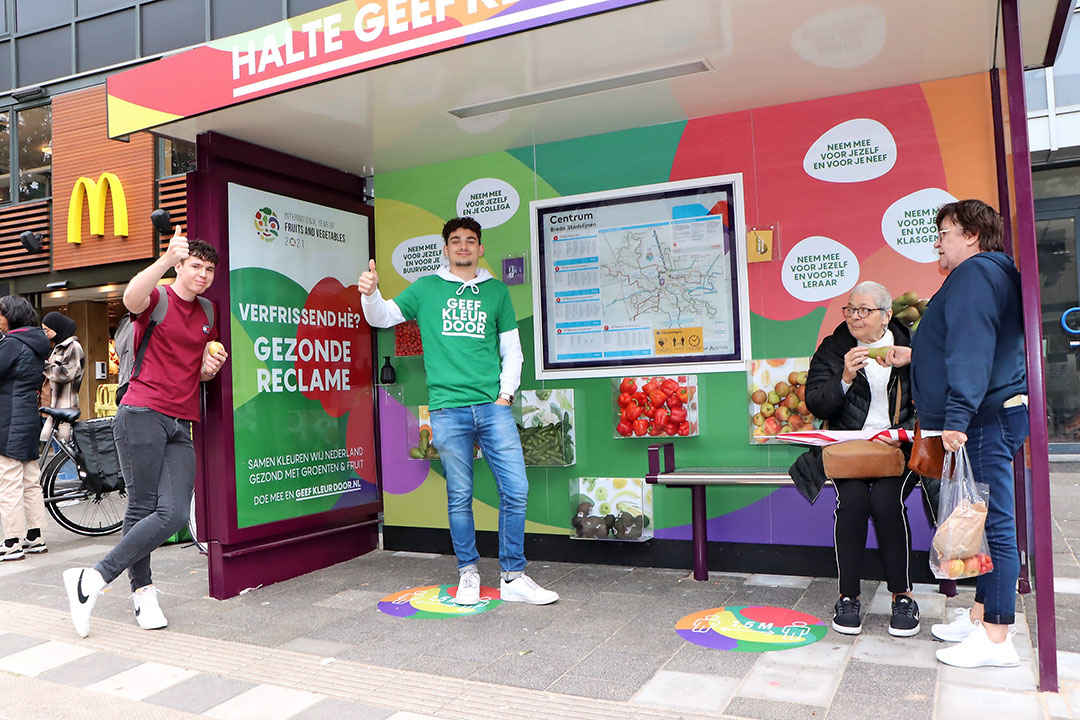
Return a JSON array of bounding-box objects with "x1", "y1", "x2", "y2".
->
[
  {"x1": 0, "y1": 327, "x2": 49, "y2": 460},
  {"x1": 789, "y1": 319, "x2": 939, "y2": 521}
]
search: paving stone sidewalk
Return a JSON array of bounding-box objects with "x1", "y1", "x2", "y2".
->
[{"x1": 0, "y1": 467, "x2": 1079, "y2": 719}]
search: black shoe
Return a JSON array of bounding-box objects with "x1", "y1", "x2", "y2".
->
[
  {"x1": 889, "y1": 595, "x2": 921, "y2": 637},
  {"x1": 832, "y1": 595, "x2": 862, "y2": 635}
]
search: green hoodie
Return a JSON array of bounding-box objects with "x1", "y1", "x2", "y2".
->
[{"x1": 394, "y1": 268, "x2": 517, "y2": 410}]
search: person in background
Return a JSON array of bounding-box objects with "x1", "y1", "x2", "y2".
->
[
  {"x1": 0, "y1": 296, "x2": 51, "y2": 560},
  {"x1": 40, "y1": 311, "x2": 85, "y2": 443},
  {"x1": 791, "y1": 281, "x2": 933, "y2": 637},
  {"x1": 357, "y1": 216, "x2": 558, "y2": 606},
  {"x1": 890, "y1": 199, "x2": 1029, "y2": 668}
]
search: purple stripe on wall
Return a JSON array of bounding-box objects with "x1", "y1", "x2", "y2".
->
[
  {"x1": 653, "y1": 487, "x2": 934, "y2": 550},
  {"x1": 466, "y1": 0, "x2": 657, "y2": 43}
]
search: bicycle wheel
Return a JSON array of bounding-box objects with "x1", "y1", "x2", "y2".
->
[
  {"x1": 41, "y1": 452, "x2": 125, "y2": 536},
  {"x1": 188, "y1": 491, "x2": 206, "y2": 552}
]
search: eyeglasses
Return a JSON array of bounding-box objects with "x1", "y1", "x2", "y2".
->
[
  {"x1": 938, "y1": 226, "x2": 962, "y2": 241},
  {"x1": 841, "y1": 306, "x2": 886, "y2": 319}
]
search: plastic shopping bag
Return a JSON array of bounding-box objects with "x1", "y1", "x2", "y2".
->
[{"x1": 929, "y1": 446, "x2": 994, "y2": 580}]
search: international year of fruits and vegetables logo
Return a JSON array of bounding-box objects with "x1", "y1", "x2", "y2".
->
[
  {"x1": 377, "y1": 585, "x2": 503, "y2": 618},
  {"x1": 676, "y1": 605, "x2": 827, "y2": 652},
  {"x1": 254, "y1": 206, "x2": 280, "y2": 241}
]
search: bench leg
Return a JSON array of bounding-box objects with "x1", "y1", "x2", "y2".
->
[{"x1": 692, "y1": 485, "x2": 708, "y2": 581}]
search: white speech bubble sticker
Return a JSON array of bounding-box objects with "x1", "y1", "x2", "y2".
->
[
  {"x1": 782, "y1": 236, "x2": 860, "y2": 302},
  {"x1": 391, "y1": 234, "x2": 448, "y2": 283},
  {"x1": 881, "y1": 188, "x2": 957, "y2": 264},
  {"x1": 803, "y1": 118, "x2": 897, "y2": 183},
  {"x1": 456, "y1": 178, "x2": 520, "y2": 228}
]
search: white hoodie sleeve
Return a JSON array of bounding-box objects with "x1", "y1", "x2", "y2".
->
[
  {"x1": 498, "y1": 328, "x2": 524, "y2": 396},
  {"x1": 359, "y1": 289, "x2": 406, "y2": 328}
]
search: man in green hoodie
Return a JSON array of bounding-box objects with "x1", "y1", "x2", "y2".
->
[{"x1": 358, "y1": 217, "x2": 558, "y2": 606}]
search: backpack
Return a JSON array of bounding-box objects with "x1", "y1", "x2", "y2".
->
[{"x1": 115, "y1": 289, "x2": 215, "y2": 402}]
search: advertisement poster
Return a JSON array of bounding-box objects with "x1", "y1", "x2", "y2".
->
[
  {"x1": 228, "y1": 183, "x2": 378, "y2": 528},
  {"x1": 531, "y1": 175, "x2": 749, "y2": 379}
]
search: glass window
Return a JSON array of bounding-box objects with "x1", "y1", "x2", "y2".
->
[
  {"x1": 289, "y1": 0, "x2": 335, "y2": 17},
  {"x1": 78, "y1": 0, "x2": 133, "y2": 17},
  {"x1": 17, "y1": 104, "x2": 51, "y2": 201},
  {"x1": 0, "y1": 110, "x2": 10, "y2": 203},
  {"x1": 1027, "y1": 69, "x2": 1048, "y2": 112},
  {"x1": 1053, "y1": 16, "x2": 1080, "y2": 107},
  {"x1": 0, "y1": 1, "x2": 8, "y2": 35},
  {"x1": 141, "y1": 0, "x2": 205, "y2": 56},
  {"x1": 157, "y1": 136, "x2": 196, "y2": 178},
  {"x1": 0, "y1": 40, "x2": 12, "y2": 92},
  {"x1": 16, "y1": 27, "x2": 72, "y2": 87},
  {"x1": 212, "y1": 0, "x2": 281, "y2": 40},
  {"x1": 76, "y1": 9, "x2": 136, "y2": 72},
  {"x1": 16, "y1": 0, "x2": 73, "y2": 33}
]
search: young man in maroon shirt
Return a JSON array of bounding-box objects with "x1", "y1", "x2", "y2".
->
[{"x1": 63, "y1": 228, "x2": 228, "y2": 637}]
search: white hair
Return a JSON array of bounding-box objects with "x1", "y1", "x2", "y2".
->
[{"x1": 849, "y1": 281, "x2": 891, "y2": 310}]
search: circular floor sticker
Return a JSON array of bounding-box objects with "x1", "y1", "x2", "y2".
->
[
  {"x1": 676, "y1": 605, "x2": 827, "y2": 652},
  {"x1": 378, "y1": 585, "x2": 502, "y2": 618}
]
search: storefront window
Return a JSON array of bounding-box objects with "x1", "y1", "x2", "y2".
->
[
  {"x1": 0, "y1": 110, "x2": 9, "y2": 203},
  {"x1": 157, "y1": 136, "x2": 196, "y2": 178},
  {"x1": 16, "y1": 104, "x2": 50, "y2": 201}
]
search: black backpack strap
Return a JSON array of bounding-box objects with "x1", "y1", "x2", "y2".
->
[{"x1": 132, "y1": 290, "x2": 169, "y2": 379}]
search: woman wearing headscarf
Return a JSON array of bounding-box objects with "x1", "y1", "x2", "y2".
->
[
  {"x1": 0, "y1": 296, "x2": 51, "y2": 560},
  {"x1": 40, "y1": 311, "x2": 85, "y2": 443}
]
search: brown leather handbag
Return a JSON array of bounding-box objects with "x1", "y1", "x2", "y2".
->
[
  {"x1": 821, "y1": 384, "x2": 905, "y2": 480},
  {"x1": 908, "y1": 420, "x2": 945, "y2": 478}
]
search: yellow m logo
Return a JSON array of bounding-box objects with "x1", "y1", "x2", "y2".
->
[{"x1": 67, "y1": 173, "x2": 129, "y2": 244}]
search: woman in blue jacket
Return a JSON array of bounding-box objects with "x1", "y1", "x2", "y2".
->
[
  {"x1": 0, "y1": 296, "x2": 51, "y2": 561},
  {"x1": 891, "y1": 199, "x2": 1028, "y2": 668}
]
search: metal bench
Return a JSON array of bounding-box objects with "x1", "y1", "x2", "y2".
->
[{"x1": 646, "y1": 442, "x2": 799, "y2": 581}]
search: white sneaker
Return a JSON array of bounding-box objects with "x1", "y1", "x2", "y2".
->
[
  {"x1": 500, "y1": 573, "x2": 559, "y2": 605},
  {"x1": 454, "y1": 570, "x2": 481, "y2": 606},
  {"x1": 936, "y1": 622, "x2": 1019, "y2": 668},
  {"x1": 932, "y1": 607, "x2": 977, "y2": 642},
  {"x1": 63, "y1": 568, "x2": 106, "y2": 638},
  {"x1": 133, "y1": 585, "x2": 168, "y2": 630}
]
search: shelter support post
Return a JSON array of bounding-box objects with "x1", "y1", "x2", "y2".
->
[{"x1": 1002, "y1": 0, "x2": 1058, "y2": 693}]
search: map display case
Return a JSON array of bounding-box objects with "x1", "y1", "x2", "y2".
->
[{"x1": 530, "y1": 175, "x2": 750, "y2": 379}]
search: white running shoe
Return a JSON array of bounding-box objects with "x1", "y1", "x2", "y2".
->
[
  {"x1": 500, "y1": 573, "x2": 559, "y2": 605},
  {"x1": 133, "y1": 585, "x2": 168, "y2": 630},
  {"x1": 932, "y1": 607, "x2": 977, "y2": 642},
  {"x1": 63, "y1": 567, "x2": 106, "y2": 638},
  {"x1": 936, "y1": 622, "x2": 1019, "y2": 668},
  {"x1": 454, "y1": 570, "x2": 481, "y2": 606}
]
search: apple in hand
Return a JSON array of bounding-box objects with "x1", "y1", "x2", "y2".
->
[{"x1": 207, "y1": 341, "x2": 226, "y2": 357}]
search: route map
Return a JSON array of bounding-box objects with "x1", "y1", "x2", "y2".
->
[{"x1": 535, "y1": 182, "x2": 742, "y2": 375}]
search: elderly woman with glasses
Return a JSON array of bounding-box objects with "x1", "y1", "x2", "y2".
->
[{"x1": 791, "y1": 281, "x2": 934, "y2": 637}]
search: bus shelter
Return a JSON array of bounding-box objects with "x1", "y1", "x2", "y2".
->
[{"x1": 105, "y1": 0, "x2": 1070, "y2": 690}]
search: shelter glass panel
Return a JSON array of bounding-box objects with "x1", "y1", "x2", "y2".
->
[
  {"x1": 1054, "y1": 19, "x2": 1080, "y2": 107},
  {"x1": 156, "y1": 136, "x2": 196, "y2": 178},
  {"x1": 1027, "y1": 69, "x2": 1047, "y2": 112}
]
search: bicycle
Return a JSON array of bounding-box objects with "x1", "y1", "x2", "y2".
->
[{"x1": 38, "y1": 407, "x2": 126, "y2": 536}]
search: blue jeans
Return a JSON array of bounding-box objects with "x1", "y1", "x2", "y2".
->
[
  {"x1": 429, "y1": 403, "x2": 528, "y2": 572},
  {"x1": 967, "y1": 404, "x2": 1029, "y2": 625}
]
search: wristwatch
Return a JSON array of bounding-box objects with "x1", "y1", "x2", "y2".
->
[{"x1": 498, "y1": 392, "x2": 514, "y2": 404}]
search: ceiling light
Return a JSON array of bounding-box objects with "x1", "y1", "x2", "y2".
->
[{"x1": 448, "y1": 60, "x2": 713, "y2": 119}]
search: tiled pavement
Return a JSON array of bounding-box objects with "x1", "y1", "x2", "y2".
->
[{"x1": 1, "y1": 468, "x2": 1080, "y2": 719}]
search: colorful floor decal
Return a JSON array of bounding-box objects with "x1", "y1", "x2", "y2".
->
[
  {"x1": 675, "y1": 605, "x2": 827, "y2": 652},
  {"x1": 378, "y1": 585, "x2": 502, "y2": 618}
]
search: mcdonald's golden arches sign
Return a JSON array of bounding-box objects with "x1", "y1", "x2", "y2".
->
[{"x1": 67, "y1": 172, "x2": 128, "y2": 244}]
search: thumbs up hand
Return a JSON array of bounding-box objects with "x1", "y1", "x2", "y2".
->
[
  {"x1": 357, "y1": 259, "x2": 379, "y2": 296},
  {"x1": 165, "y1": 225, "x2": 189, "y2": 264}
]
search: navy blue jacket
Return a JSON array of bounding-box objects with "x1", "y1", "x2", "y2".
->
[
  {"x1": 0, "y1": 326, "x2": 49, "y2": 460},
  {"x1": 911, "y1": 252, "x2": 1027, "y2": 432}
]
